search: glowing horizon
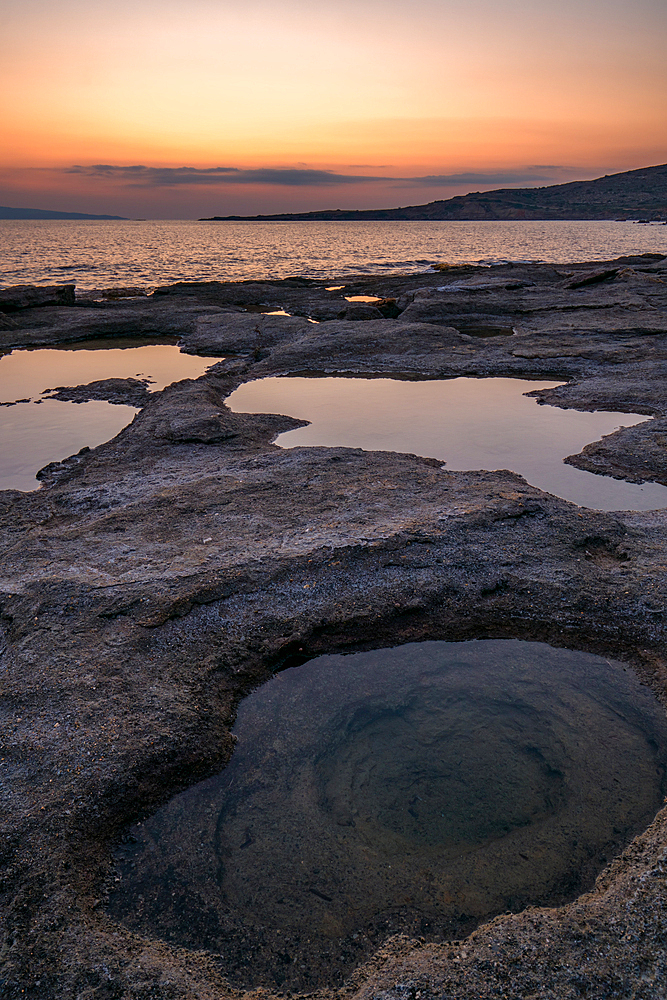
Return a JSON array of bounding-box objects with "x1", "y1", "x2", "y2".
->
[{"x1": 2, "y1": 0, "x2": 666, "y2": 218}]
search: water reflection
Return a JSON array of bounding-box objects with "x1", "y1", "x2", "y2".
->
[
  {"x1": 2, "y1": 219, "x2": 667, "y2": 288},
  {"x1": 108, "y1": 640, "x2": 667, "y2": 990},
  {"x1": 0, "y1": 339, "x2": 219, "y2": 491},
  {"x1": 227, "y1": 375, "x2": 667, "y2": 511}
]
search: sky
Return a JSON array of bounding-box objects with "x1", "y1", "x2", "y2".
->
[{"x1": 1, "y1": 0, "x2": 666, "y2": 218}]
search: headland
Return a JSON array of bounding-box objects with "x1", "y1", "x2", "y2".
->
[{"x1": 201, "y1": 163, "x2": 667, "y2": 222}]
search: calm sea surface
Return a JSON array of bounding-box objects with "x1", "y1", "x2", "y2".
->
[
  {"x1": 2, "y1": 219, "x2": 666, "y2": 290},
  {"x1": 3, "y1": 219, "x2": 667, "y2": 507}
]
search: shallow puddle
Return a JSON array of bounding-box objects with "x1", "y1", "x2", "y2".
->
[
  {"x1": 227, "y1": 375, "x2": 667, "y2": 511},
  {"x1": 109, "y1": 640, "x2": 667, "y2": 989},
  {"x1": 0, "y1": 338, "x2": 219, "y2": 491}
]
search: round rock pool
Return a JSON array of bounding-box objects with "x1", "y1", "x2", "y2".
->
[{"x1": 108, "y1": 640, "x2": 667, "y2": 989}]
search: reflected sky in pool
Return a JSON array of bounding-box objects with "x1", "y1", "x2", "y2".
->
[
  {"x1": 0, "y1": 339, "x2": 219, "y2": 491},
  {"x1": 227, "y1": 375, "x2": 667, "y2": 511}
]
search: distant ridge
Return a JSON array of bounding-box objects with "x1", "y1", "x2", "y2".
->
[
  {"x1": 201, "y1": 163, "x2": 667, "y2": 222},
  {"x1": 0, "y1": 206, "x2": 127, "y2": 220}
]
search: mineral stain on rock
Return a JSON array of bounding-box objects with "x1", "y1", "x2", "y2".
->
[{"x1": 108, "y1": 640, "x2": 667, "y2": 990}]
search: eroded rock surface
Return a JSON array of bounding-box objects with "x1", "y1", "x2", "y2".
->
[
  {"x1": 42, "y1": 377, "x2": 154, "y2": 408},
  {"x1": 0, "y1": 283, "x2": 76, "y2": 312},
  {"x1": 2, "y1": 256, "x2": 667, "y2": 999}
]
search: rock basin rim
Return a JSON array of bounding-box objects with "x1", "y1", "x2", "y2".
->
[{"x1": 107, "y1": 639, "x2": 667, "y2": 992}]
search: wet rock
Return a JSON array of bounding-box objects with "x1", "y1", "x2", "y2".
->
[
  {"x1": 0, "y1": 311, "x2": 19, "y2": 330},
  {"x1": 524, "y1": 377, "x2": 667, "y2": 416},
  {"x1": 303, "y1": 300, "x2": 349, "y2": 321},
  {"x1": 36, "y1": 445, "x2": 91, "y2": 486},
  {"x1": 566, "y1": 267, "x2": 619, "y2": 289},
  {"x1": 376, "y1": 297, "x2": 402, "y2": 319},
  {"x1": 398, "y1": 297, "x2": 507, "y2": 326},
  {"x1": 565, "y1": 417, "x2": 667, "y2": 485},
  {"x1": 337, "y1": 303, "x2": 384, "y2": 321},
  {"x1": 158, "y1": 413, "x2": 238, "y2": 443},
  {"x1": 437, "y1": 276, "x2": 535, "y2": 292},
  {"x1": 185, "y1": 312, "x2": 313, "y2": 356},
  {"x1": 76, "y1": 286, "x2": 149, "y2": 301},
  {"x1": 134, "y1": 376, "x2": 306, "y2": 451},
  {"x1": 0, "y1": 283, "x2": 75, "y2": 311},
  {"x1": 251, "y1": 319, "x2": 472, "y2": 374},
  {"x1": 431, "y1": 262, "x2": 483, "y2": 274},
  {"x1": 153, "y1": 277, "x2": 320, "y2": 298},
  {"x1": 0, "y1": 297, "x2": 224, "y2": 350},
  {"x1": 42, "y1": 377, "x2": 153, "y2": 408}
]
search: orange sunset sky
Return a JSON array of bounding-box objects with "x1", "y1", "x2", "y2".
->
[{"x1": 1, "y1": 0, "x2": 666, "y2": 218}]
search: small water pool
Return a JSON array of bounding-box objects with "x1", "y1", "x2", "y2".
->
[
  {"x1": 0, "y1": 337, "x2": 219, "y2": 491},
  {"x1": 108, "y1": 640, "x2": 667, "y2": 989},
  {"x1": 227, "y1": 375, "x2": 667, "y2": 511}
]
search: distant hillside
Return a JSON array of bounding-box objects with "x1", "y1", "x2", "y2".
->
[
  {"x1": 202, "y1": 163, "x2": 667, "y2": 222},
  {"x1": 0, "y1": 206, "x2": 127, "y2": 220}
]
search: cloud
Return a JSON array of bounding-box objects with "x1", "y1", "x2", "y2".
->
[
  {"x1": 65, "y1": 165, "x2": 385, "y2": 187},
  {"x1": 59, "y1": 163, "x2": 586, "y2": 192},
  {"x1": 403, "y1": 169, "x2": 566, "y2": 186}
]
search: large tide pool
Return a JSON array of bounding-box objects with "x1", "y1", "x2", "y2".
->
[
  {"x1": 227, "y1": 375, "x2": 667, "y2": 511},
  {"x1": 0, "y1": 338, "x2": 219, "y2": 492}
]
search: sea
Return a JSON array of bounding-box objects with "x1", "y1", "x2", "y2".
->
[
  {"x1": 3, "y1": 218, "x2": 667, "y2": 508},
  {"x1": 1, "y1": 218, "x2": 666, "y2": 289}
]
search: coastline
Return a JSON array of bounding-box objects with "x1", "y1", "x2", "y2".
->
[{"x1": 2, "y1": 254, "x2": 667, "y2": 998}]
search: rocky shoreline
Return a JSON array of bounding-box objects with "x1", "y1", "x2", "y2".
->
[{"x1": 2, "y1": 253, "x2": 667, "y2": 998}]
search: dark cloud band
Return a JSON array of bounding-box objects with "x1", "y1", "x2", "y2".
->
[
  {"x1": 63, "y1": 164, "x2": 571, "y2": 188},
  {"x1": 66, "y1": 165, "x2": 385, "y2": 186},
  {"x1": 403, "y1": 169, "x2": 572, "y2": 186}
]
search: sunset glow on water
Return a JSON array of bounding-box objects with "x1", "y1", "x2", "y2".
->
[{"x1": 2, "y1": 219, "x2": 666, "y2": 289}]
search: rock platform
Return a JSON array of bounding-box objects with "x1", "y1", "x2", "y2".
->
[{"x1": 2, "y1": 255, "x2": 667, "y2": 998}]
